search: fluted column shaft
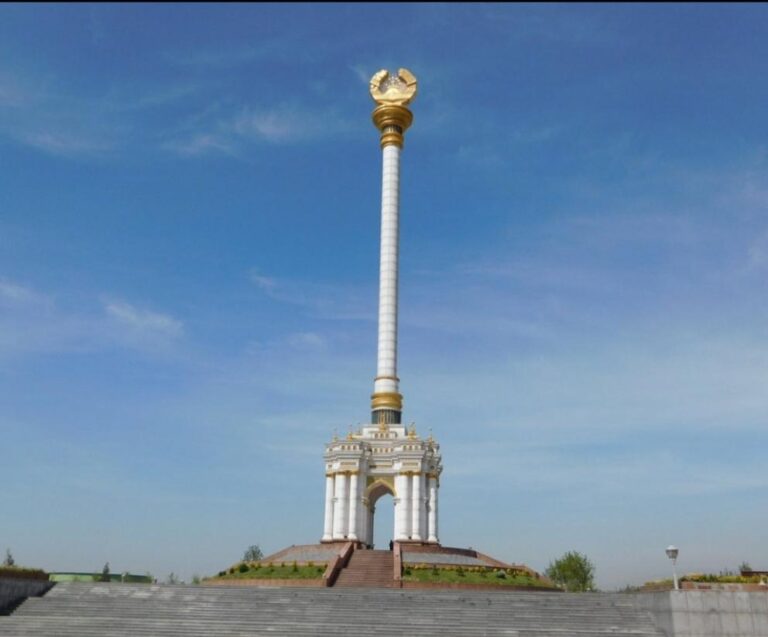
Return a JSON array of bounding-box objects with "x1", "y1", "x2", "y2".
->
[
  {"x1": 427, "y1": 476, "x2": 439, "y2": 543},
  {"x1": 348, "y1": 473, "x2": 359, "y2": 540},
  {"x1": 411, "y1": 473, "x2": 423, "y2": 541},
  {"x1": 394, "y1": 473, "x2": 410, "y2": 540},
  {"x1": 332, "y1": 473, "x2": 348, "y2": 539},
  {"x1": 322, "y1": 475, "x2": 335, "y2": 541}
]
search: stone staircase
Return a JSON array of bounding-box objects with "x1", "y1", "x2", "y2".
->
[
  {"x1": 333, "y1": 548, "x2": 394, "y2": 588},
  {"x1": 0, "y1": 582, "x2": 666, "y2": 636}
]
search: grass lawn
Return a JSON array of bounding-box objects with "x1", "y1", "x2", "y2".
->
[
  {"x1": 213, "y1": 564, "x2": 327, "y2": 580},
  {"x1": 402, "y1": 567, "x2": 553, "y2": 588}
]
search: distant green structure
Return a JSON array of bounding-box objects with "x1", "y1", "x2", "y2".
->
[{"x1": 48, "y1": 572, "x2": 152, "y2": 584}]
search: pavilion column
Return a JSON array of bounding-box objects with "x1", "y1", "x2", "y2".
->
[
  {"x1": 360, "y1": 497, "x2": 369, "y2": 547},
  {"x1": 394, "y1": 473, "x2": 410, "y2": 540},
  {"x1": 348, "y1": 473, "x2": 359, "y2": 540},
  {"x1": 322, "y1": 474, "x2": 335, "y2": 541},
  {"x1": 419, "y1": 474, "x2": 428, "y2": 541},
  {"x1": 427, "y1": 476, "x2": 439, "y2": 543},
  {"x1": 368, "y1": 503, "x2": 375, "y2": 547},
  {"x1": 332, "y1": 472, "x2": 348, "y2": 540},
  {"x1": 411, "y1": 473, "x2": 423, "y2": 541}
]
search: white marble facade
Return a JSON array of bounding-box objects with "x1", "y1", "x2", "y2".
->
[{"x1": 322, "y1": 424, "x2": 441, "y2": 545}]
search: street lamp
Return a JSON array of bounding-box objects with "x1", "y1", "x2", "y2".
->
[{"x1": 666, "y1": 545, "x2": 679, "y2": 590}]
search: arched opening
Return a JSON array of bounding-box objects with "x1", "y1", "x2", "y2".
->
[{"x1": 367, "y1": 480, "x2": 395, "y2": 550}]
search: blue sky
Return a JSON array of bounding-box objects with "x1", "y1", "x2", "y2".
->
[{"x1": 1, "y1": 4, "x2": 767, "y2": 589}]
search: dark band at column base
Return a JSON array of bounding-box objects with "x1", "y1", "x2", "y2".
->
[{"x1": 372, "y1": 409, "x2": 401, "y2": 426}]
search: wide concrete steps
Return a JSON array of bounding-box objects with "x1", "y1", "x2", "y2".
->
[
  {"x1": 0, "y1": 583, "x2": 666, "y2": 636},
  {"x1": 334, "y1": 549, "x2": 394, "y2": 588}
]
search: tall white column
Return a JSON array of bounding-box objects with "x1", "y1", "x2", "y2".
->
[
  {"x1": 369, "y1": 82, "x2": 414, "y2": 425},
  {"x1": 367, "y1": 503, "x2": 375, "y2": 547},
  {"x1": 427, "y1": 476, "x2": 439, "y2": 543},
  {"x1": 332, "y1": 472, "x2": 348, "y2": 540},
  {"x1": 394, "y1": 473, "x2": 409, "y2": 540},
  {"x1": 411, "y1": 473, "x2": 422, "y2": 541},
  {"x1": 348, "y1": 473, "x2": 359, "y2": 540},
  {"x1": 360, "y1": 498, "x2": 369, "y2": 547},
  {"x1": 420, "y1": 476, "x2": 428, "y2": 540},
  {"x1": 373, "y1": 144, "x2": 401, "y2": 400},
  {"x1": 322, "y1": 474, "x2": 335, "y2": 541}
]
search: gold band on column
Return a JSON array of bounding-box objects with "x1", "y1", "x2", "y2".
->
[
  {"x1": 372, "y1": 104, "x2": 413, "y2": 148},
  {"x1": 371, "y1": 391, "x2": 403, "y2": 411}
]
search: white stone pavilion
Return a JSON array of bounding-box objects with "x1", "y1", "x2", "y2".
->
[{"x1": 321, "y1": 69, "x2": 443, "y2": 546}]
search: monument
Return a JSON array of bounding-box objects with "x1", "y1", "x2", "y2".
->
[
  {"x1": 207, "y1": 68, "x2": 544, "y2": 590},
  {"x1": 321, "y1": 69, "x2": 442, "y2": 546}
]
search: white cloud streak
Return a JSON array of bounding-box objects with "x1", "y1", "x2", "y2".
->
[
  {"x1": 248, "y1": 269, "x2": 375, "y2": 321},
  {"x1": 0, "y1": 278, "x2": 184, "y2": 359},
  {"x1": 164, "y1": 104, "x2": 358, "y2": 156},
  {"x1": 104, "y1": 301, "x2": 184, "y2": 339},
  {"x1": 0, "y1": 68, "x2": 202, "y2": 158},
  {"x1": 0, "y1": 278, "x2": 51, "y2": 307}
]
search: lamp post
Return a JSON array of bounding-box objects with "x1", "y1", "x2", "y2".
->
[{"x1": 666, "y1": 545, "x2": 679, "y2": 590}]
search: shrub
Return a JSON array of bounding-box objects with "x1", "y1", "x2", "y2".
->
[
  {"x1": 496, "y1": 570, "x2": 507, "y2": 579},
  {"x1": 218, "y1": 571, "x2": 226, "y2": 577},
  {"x1": 292, "y1": 561, "x2": 298, "y2": 573},
  {"x1": 0, "y1": 567, "x2": 49, "y2": 581},
  {"x1": 545, "y1": 551, "x2": 595, "y2": 592},
  {"x1": 238, "y1": 563, "x2": 249, "y2": 573},
  {"x1": 457, "y1": 566, "x2": 465, "y2": 577},
  {"x1": 243, "y1": 545, "x2": 264, "y2": 562},
  {"x1": 404, "y1": 567, "x2": 412, "y2": 576}
]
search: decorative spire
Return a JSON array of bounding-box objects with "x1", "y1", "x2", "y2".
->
[
  {"x1": 369, "y1": 69, "x2": 417, "y2": 149},
  {"x1": 369, "y1": 69, "x2": 418, "y2": 427}
]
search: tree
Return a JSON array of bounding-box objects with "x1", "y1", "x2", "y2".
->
[
  {"x1": 100, "y1": 562, "x2": 110, "y2": 582},
  {"x1": 739, "y1": 561, "x2": 752, "y2": 574},
  {"x1": 545, "y1": 551, "x2": 596, "y2": 592},
  {"x1": 166, "y1": 572, "x2": 179, "y2": 584},
  {"x1": 243, "y1": 544, "x2": 263, "y2": 562},
  {"x1": 3, "y1": 549, "x2": 15, "y2": 567}
]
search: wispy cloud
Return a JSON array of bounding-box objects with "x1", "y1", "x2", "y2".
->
[
  {"x1": 0, "y1": 278, "x2": 51, "y2": 307},
  {"x1": 479, "y1": 5, "x2": 623, "y2": 46},
  {"x1": 165, "y1": 104, "x2": 359, "y2": 156},
  {"x1": 166, "y1": 45, "x2": 266, "y2": 68},
  {"x1": 287, "y1": 331, "x2": 327, "y2": 351},
  {"x1": 104, "y1": 300, "x2": 184, "y2": 339},
  {"x1": 163, "y1": 133, "x2": 236, "y2": 157},
  {"x1": 0, "y1": 67, "x2": 203, "y2": 158},
  {"x1": 19, "y1": 131, "x2": 113, "y2": 157},
  {"x1": 249, "y1": 270, "x2": 277, "y2": 292},
  {"x1": 349, "y1": 64, "x2": 371, "y2": 85},
  {"x1": 0, "y1": 277, "x2": 185, "y2": 359},
  {"x1": 231, "y1": 108, "x2": 309, "y2": 143},
  {"x1": 248, "y1": 268, "x2": 375, "y2": 321}
]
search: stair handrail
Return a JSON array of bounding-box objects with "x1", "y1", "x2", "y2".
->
[
  {"x1": 322, "y1": 542, "x2": 355, "y2": 587},
  {"x1": 393, "y1": 542, "x2": 403, "y2": 587}
]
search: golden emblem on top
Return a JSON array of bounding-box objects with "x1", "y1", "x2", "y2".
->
[{"x1": 369, "y1": 68, "x2": 418, "y2": 107}]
